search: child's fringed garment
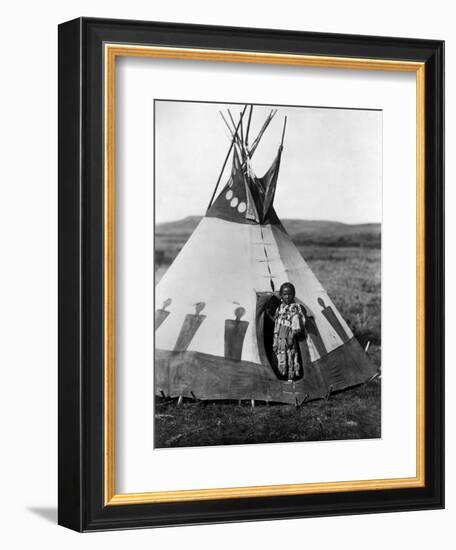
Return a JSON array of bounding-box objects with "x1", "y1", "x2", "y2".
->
[{"x1": 273, "y1": 302, "x2": 306, "y2": 381}]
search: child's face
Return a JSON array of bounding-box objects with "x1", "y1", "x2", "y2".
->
[{"x1": 281, "y1": 287, "x2": 294, "y2": 305}]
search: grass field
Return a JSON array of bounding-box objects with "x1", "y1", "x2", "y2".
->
[
  {"x1": 155, "y1": 379, "x2": 381, "y2": 448},
  {"x1": 154, "y1": 218, "x2": 381, "y2": 448}
]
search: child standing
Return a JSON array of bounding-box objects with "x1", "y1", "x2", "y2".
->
[{"x1": 273, "y1": 282, "x2": 307, "y2": 381}]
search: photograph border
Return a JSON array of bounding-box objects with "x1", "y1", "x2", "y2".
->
[
  {"x1": 58, "y1": 17, "x2": 444, "y2": 531},
  {"x1": 150, "y1": 96, "x2": 383, "y2": 451}
]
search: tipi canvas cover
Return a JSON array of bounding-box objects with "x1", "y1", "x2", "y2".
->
[{"x1": 155, "y1": 107, "x2": 377, "y2": 404}]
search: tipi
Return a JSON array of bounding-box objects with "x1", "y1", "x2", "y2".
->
[{"x1": 155, "y1": 105, "x2": 377, "y2": 405}]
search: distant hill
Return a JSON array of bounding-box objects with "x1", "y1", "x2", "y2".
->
[
  {"x1": 155, "y1": 216, "x2": 203, "y2": 235},
  {"x1": 156, "y1": 216, "x2": 381, "y2": 248}
]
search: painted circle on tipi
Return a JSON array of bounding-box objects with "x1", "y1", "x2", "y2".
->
[
  {"x1": 238, "y1": 202, "x2": 247, "y2": 213},
  {"x1": 225, "y1": 190, "x2": 233, "y2": 201},
  {"x1": 230, "y1": 197, "x2": 239, "y2": 208}
]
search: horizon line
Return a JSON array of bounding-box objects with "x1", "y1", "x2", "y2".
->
[{"x1": 155, "y1": 214, "x2": 382, "y2": 226}]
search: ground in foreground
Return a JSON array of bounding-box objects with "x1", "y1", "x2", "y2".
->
[{"x1": 154, "y1": 378, "x2": 381, "y2": 448}]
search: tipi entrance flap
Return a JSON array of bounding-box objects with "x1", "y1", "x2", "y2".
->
[{"x1": 255, "y1": 291, "x2": 280, "y2": 375}]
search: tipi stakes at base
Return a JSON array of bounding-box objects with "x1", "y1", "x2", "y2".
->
[{"x1": 155, "y1": 105, "x2": 377, "y2": 404}]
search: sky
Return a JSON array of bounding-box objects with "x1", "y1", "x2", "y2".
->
[{"x1": 155, "y1": 101, "x2": 382, "y2": 225}]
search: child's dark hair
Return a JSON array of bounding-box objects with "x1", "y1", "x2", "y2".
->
[{"x1": 279, "y1": 282, "x2": 296, "y2": 296}]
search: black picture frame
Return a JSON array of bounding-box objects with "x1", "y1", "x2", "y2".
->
[{"x1": 58, "y1": 17, "x2": 444, "y2": 532}]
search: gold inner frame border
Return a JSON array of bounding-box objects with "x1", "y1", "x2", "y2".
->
[{"x1": 103, "y1": 43, "x2": 425, "y2": 506}]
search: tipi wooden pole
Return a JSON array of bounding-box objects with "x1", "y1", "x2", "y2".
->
[
  {"x1": 227, "y1": 109, "x2": 237, "y2": 132},
  {"x1": 228, "y1": 109, "x2": 247, "y2": 161},
  {"x1": 219, "y1": 111, "x2": 235, "y2": 138},
  {"x1": 245, "y1": 104, "x2": 253, "y2": 146},
  {"x1": 280, "y1": 116, "x2": 288, "y2": 147},
  {"x1": 206, "y1": 105, "x2": 247, "y2": 211},
  {"x1": 249, "y1": 109, "x2": 276, "y2": 157}
]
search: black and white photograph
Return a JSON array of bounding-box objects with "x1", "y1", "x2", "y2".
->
[{"x1": 154, "y1": 100, "x2": 382, "y2": 448}]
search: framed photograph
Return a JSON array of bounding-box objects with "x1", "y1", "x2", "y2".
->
[{"x1": 58, "y1": 17, "x2": 444, "y2": 531}]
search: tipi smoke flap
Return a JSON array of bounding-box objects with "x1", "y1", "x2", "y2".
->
[{"x1": 155, "y1": 105, "x2": 377, "y2": 405}]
